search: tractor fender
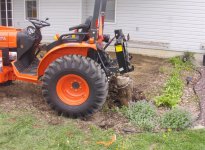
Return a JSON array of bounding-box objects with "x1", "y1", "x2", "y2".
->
[{"x1": 38, "y1": 42, "x2": 97, "y2": 77}]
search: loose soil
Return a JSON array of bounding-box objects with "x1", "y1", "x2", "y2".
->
[
  {"x1": 0, "y1": 54, "x2": 200, "y2": 133},
  {"x1": 194, "y1": 67, "x2": 205, "y2": 126}
]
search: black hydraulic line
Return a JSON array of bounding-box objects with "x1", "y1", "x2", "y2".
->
[
  {"x1": 97, "y1": 51, "x2": 109, "y2": 76},
  {"x1": 104, "y1": 36, "x2": 116, "y2": 50}
]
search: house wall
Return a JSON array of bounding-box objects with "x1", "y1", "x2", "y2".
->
[
  {"x1": 13, "y1": 0, "x2": 82, "y2": 41},
  {"x1": 82, "y1": 0, "x2": 87, "y2": 22},
  {"x1": 84, "y1": 0, "x2": 205, "y2": 52}
]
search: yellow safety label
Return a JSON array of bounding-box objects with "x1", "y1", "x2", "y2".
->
[
  {"x1": 72, "y1": 34, "x2": 76, "y2": 39},
  {"x1": 115, "y1": 45, "x2": 123, "y2": 52}
]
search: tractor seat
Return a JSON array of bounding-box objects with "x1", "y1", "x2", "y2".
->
[
  {"x1": 46, "y1": 17, "x2": 93, "y2": 51},
  {"x1": 69, "y1": 16, "x2": 92, "y2": 33},
  {"x1": 68, "y1": 16, "x2": 92, "y2": 41}
]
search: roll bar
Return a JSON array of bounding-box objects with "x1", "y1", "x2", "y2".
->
[{"x1": 89, "y1": 0, "x2": 107, "y2": 41}]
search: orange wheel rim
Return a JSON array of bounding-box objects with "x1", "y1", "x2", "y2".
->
[{"x1": 56, "y1": 74, "x2": 90, "y2": 106}]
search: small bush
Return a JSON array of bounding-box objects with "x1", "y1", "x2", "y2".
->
[
  {"x1": 182, "y1": 52, "x2": 195, "y2": 63},
  {"x1": 169, "y1": 56, "x2": 193, "y2": 71},
  {"x1": 121, "y1": 101, "x2": 158, "y2": 131},
  {"x1": 161, "y1": 108, "x2": 192, "y2": 130}
]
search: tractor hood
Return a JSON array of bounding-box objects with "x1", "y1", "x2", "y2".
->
[{"x1": 0, "y1": 26, "x2": 21, "y2": 48}]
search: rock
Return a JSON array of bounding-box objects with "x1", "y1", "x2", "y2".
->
[{"x1": 122, "y1": 128, "x2": 137, "y2": 133}]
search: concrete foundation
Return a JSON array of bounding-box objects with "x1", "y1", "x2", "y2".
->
[{"x1": 107, "y1": 46, "x2": 204, "y2": 67}]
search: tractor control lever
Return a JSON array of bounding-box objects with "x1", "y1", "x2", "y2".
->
[{"x1": 104, "y1": 36, "x2": 115, "y2": 50}]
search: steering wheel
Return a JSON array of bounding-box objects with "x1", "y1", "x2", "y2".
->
[{"x1": 28, "y1": 18, "x2": 50, "y2": 29}]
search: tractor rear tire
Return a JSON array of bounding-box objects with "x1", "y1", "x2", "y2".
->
[{"x1": 42, "y1": 55, "x2": 108, "y2": 118}]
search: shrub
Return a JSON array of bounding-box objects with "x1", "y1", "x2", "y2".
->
[
  {"x1": 121, "y1": 101, "x2": 158, "y2": 131},
  {"x1": 169, "y1": 56, "x2": 193, "y2": 71},
  {"x1": 182, "y1": 52, "x2": 195, "y2": 63},
  {"x1": 161, "y1": 108, "x2": 192, "y2": 130}
]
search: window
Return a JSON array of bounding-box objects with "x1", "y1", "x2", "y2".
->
[
  {"x1": 0, "y1": 0, "x2": 13, "y2": 26},
  {"x1": 25, "y1": 0, "x2": 38, "y2": 19},
  {"x1": 105, "y1": 0, "x2": 116, "y2": 23}
]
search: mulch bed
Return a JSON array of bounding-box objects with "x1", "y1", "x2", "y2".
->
[{"x1": 194, "y1": 67, "x2": 205, "y2": 126}]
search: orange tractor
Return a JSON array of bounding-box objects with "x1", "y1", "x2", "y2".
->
[{"x1": 0, "y1": 0, "x2": 134, "y2": 118}]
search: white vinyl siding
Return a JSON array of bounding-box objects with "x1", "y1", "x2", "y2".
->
[
  {"x1": 84, "y1": 0, "x2": 205, "y2": 52},
  {"x1": 39, "y1": 0, "x2": 82, "y2": 41},
  {"x1": 13, "y1": 0, "x2": 82, "y2": 41},
  {"x1": 12, "y1": 0, "x2": 205, "y2": 52},
  {"x1": 82, "y1": 0, "x2": 87, "y2": 22}
]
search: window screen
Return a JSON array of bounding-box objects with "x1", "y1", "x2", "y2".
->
[
  {"x1": 0, "y1": 0, "x2": 13, "y2": 26},
  {"x1": 25, "y1": 0, "x2": 38, "y2": 19},
  {"x1": 105, "y1": 0, "x2": 116, "y2": 22}
]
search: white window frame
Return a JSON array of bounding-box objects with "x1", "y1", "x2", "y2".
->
[
  {"x1": 105, "y1": 0, "x2": 117, "y2": 24},
  {"x1": 0, "y1": 0, "x2": 14, "y2": 26},
  {"x1": 24, "y1": 0, "x2": 39, "y2": 20}
]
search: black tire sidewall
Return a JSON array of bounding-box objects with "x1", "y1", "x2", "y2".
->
[{"x1": 43, "y1": 55, "x2": 108, "y2": 117}]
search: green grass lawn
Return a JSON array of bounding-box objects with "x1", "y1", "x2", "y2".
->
[{"x1": 0, "y1": 112, "x2": 204, "y2": 150}]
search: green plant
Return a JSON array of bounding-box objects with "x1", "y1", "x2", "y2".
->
[
  {"x1": 161, "y1": 108, "x2": 192, "y2": 130},
  {"x1": 0, "y1": 112, "x2": 205, "y2": 150},
  {"x1": 169, "y1": 55, "x2": 193, "y2": 71},
  {"x1": 155, "y1": 72, "x2": 184, "y2": 107},
  {"x1": 155, "y1": 56, "x2": 194, "y2": 107},
  {"x1": 121, "y1": 101, "x2": 158, "y2": 131},
  {"x1": 183, "y1": 52, "x2": 195, "y2": 63}
]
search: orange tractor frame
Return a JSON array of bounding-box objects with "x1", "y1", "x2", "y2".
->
[{"x1": 0, "y1": 0, "x2": 134, "y2": 118}]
